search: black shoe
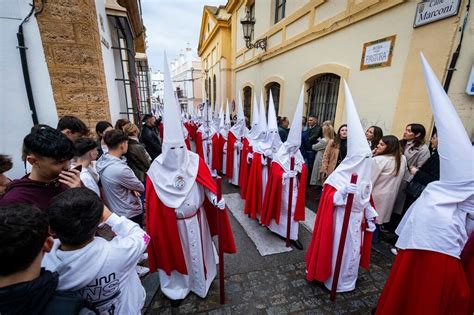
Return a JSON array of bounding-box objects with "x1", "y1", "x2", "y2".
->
[
  {"x1": 170, "y1": 299, "x2": 183, "y2": 308},
  {"x1": 291, "y1": 239, "x2": 304, "y2": 250}
]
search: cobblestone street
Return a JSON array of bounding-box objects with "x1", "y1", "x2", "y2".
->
[{"x1": 144, "y1": 183, "x2": 396, "y2": 314}]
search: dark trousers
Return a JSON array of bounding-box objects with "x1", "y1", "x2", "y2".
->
[{"x1": 129, "y1": 213, "x2": 144, "y2": 228}]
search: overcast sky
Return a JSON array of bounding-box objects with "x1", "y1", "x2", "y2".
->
[{"x1": 141, "y1": 0, "x2": 227, "y2": 72}]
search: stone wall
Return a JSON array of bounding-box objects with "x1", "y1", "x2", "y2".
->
[{"x1": 35, "y1": 0, "x2": 111, "y2": 131}]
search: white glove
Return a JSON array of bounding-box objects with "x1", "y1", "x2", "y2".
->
[
  {"x1": 235, "y1": 142, "x2": 243, "y2": 149},
  {"x1": 247, "y1": 152, "x2": 253, "y2": 163},
  {"x1": 333, "y1": 183, "x2": 358, "y2": 206},
  {"x1": 366, "y1": 220, "x2": 376, "y2": 232},
  {"x1": 282, "y1": 171, "x2": 297, "y2": 179},
  {"x1": 213, "y1": 197, "x2": 226, "y2": 210},
  {"x1": 264, "y1": 149, "x2": 273, "y2": 157},
  {"x1": 365, "y1": 204, "x2": 378, "y2": 221}
]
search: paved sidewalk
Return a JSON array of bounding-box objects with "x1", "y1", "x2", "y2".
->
[{"x1": 144, "y1": 182, "x2": 396, "y2": 314}]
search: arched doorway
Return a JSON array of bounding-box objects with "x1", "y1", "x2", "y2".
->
[
  {"x1": 265, "y1": 82, "x2": 280, "y2": 117},
  {"x1": 212, "y1": 74, "x2": 217, "y2": 107},
  {"x1": 306, "y1": 73, "x2": 340, "y2": 124},
  {"x1": 243, "y1": 86, "x2": 252, "y2": 124}
]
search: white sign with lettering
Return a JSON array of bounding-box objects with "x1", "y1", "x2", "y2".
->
[
  {"x1": 363, "y1": 41, "x2": 391, "y2": 66},
  {"x1": 414, "y1": 0, "x2": 461, "y2": 28}
]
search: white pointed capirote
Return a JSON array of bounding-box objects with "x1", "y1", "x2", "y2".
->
[
  {"x1": 267, "y1": 92, "x2": 279, "y2": 132},
  {"x1": 420, "y1": 53, "x2": 473, "y2": 183},
  {"x1": 325, "y1": 80, "x2": 373, "y2": 210},
  {"x1": 219, "y1": 103, "x2": 225, "y2": 129},
  {"x1": 258, "y1": 91, "x2": 268, "y2": 134},
  {"x1": 286, "y1": 86, "x2": 305, "y2": 148},
  {"x1": 394, "y1": 53, "x2": 474, "y2": 260},
  {"x1": 273, "y1": 86, "x2": 305, "y2": 172},
  {"x1": 248, "y1": 92, "x2": 260, "y2": 144},
  {"x1": 225, "y1": 99, "x2": 231, "y2": 126},
  {"x1": 146, "y1": 51, "x2": 199, "y2": 208},
  {"x1": 230, "y1": 92, "x2": 248, "y2": 139},
  {"x1": 237, "y1": 92, "x2": 245, "y2": 121}
]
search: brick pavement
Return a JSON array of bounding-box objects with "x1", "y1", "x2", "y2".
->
[{"x1": 144, "y1": 180, "x2": 397, "y2": 314}]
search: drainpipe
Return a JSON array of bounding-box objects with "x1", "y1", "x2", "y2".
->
[
  {"x1": 17, "y1": 1, "x2": 42, "y2": 126},
  {"x1": 443, "y1": 0, "x2": 470, "y2": 92}
]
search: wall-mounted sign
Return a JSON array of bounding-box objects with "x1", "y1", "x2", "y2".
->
[
  {"x1": 360, "y1": 35, "x2": 396, "y2": 71},
  {"x1": 466, "y1": 65, "x2": 474, "y2": 95},
  {"x1": 414, "y1": 0, "x2": 461, "y2": 28},
  {"x1": 101, "y1": 36, "x2": 110, "y2": 49}
]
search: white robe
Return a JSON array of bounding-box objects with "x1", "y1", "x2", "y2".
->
[
  {"x1": 221, "y1": 141, "x2": 227, "y2": 175},
  {"x1": 324, "y1": 194, "x2": 364, "y2": 292},
  {"x1": 268, "y1": 173, "x2": 300, "y2": 240},
  {"x1": 158, "y1": 182, "x2": 217, "y2": 300},
  {"x1": 230, "y1": 140, "x2": 241, "y2": 186},
  {"x1": 200, "y1": 134, "x2": 217, "y2": 177}
]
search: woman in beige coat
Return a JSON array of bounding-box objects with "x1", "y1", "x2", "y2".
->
[
  {"x1": 310, "y1": 124, "x2": 334, "y2": 186},
  {"x1": 391, "y1": 124, "x2": 430, "y2": 222},
  {"x1": 319, "y1": 124, "x2": 347, "y2": 182},
  {"x1": 371, "y1": 136, "x2": 407, "y2": 228}
]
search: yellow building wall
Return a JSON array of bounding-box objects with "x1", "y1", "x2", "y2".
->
[{"x1": 229, "y1": 0, "x2": 472, "y2": 139}]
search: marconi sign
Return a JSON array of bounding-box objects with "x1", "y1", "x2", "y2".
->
[{"x1": 414, "y1": 0, "x2": 461, "y2": 28}]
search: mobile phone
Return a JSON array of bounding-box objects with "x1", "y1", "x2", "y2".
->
[{"x1": 72, "y1": 164, "x2": 82, "y2": 172}]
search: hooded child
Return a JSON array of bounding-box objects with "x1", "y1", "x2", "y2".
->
[
  {"x1": 239, "y1": 93, "x2": 260, "y2": 199},
  {"x1": 376, "y1": 53, "x2": 474, "y2": 315},
  {"x1": 227, "y1": 93, "x2": 249, "y2": 186},
  {"x1": 244, "y1": 92, "x2": 271, "y2": 220},
  {"x1": 305, "y1": 81, "x2": 378, "y2": 292},
  {"x1": 145, "y1": 53, "x2": 236, "y2": 303},
  {"x1": 261, "y1": 87, "x2": 307, "y2": 249}
]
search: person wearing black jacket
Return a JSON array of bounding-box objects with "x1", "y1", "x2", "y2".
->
[
  {"x1": 140, "y1": 114, "x2": 162, "y2": 160},
  {"x1": 0, "y1": 204, "x2": 96, "y2": 314},
  {"x1": 404, "y1": 131, "x2": 440, "y2": 210}
]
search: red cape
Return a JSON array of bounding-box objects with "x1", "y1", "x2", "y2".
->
[
  {"x1": 145, "y1": 158, "x2": 236, "y2": 275},
  {"x1": 461, "y1": 232, "x2": 474, "y2": 313},
  {"x1": 244, "y1": 152, "x2": 267, "y2": 220},
  {"x1": 226, "y1": 132, "x2": 237, "y2": 180},
  {"x1": 376, "y1": 249, "x2": 471, "y2": 314},
  {"x1": 195, "y1": 131, "x2": 220, "y2": 171},
  {"x1": 305, "y1": 184, "x2": 373, "y2": 282},
  {"x1": 159, "y1": 122, "x2": 164, "y2": 142},
  {"x1": 239, "y1": 138, "x2": 251, "y2": 199},
  {"x1": 261, "y1": 162, "x2": 307, "y2": 226}
]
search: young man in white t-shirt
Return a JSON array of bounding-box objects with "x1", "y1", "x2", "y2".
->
[{"x1": 43, "y1": 187, "x2": 150, "y2": 314}]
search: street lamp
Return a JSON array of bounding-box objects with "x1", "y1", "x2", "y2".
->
[{"x1": 240, "y1": 8, "x2": 267, "y2": 51}]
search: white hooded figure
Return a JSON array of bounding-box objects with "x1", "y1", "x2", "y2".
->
[
  {"x1": 261, "y1": 92, "x2": 282, "y2": 157},
  {"x1": 218, "y1": 100, "x2": 231, "y2": 174},
  {"x1": 146, "y1": 53, "x2": 228, "y2": 302},
  {"x1": 254, "y1": 91, "x2": 271, "y2": 200},
  {"x1": 306, "y1": 81, "x2": 378, "y2": 293},
  {"x1": 197, "y1": 102, "x2": 219, "y2": 177},
  {"x1": 376, "y1": 53, "x2": 474, "y2": 314},
  {"x1": 266, "y1": 86, "x2": 306, "y2": 243},
  {"x1": 228, "y1": 93, "x2": 249, "y2": 185}
]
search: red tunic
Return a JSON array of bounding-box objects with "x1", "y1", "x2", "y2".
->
[
  {"x1": 260, "y1": 162, "x2": 307, "y2": 226},
  {"x1": 462, "y1": 232, "x2": 474, "y2": 313},
  {"x1": 239, "y1": 138, "x2": 251, "y2": 199},
  {"x1": 376, "y1": 249, "x2": 471, "y2": 315},
  {"x1": 244, "y1": 152, "x2": 268, "y2": 220},
  {"x1": 226, "y1": 132, "x2": 237, "y2": 180},
  {"x1": 145, "y1": 158, "x2": 236, "y2": 276},
  {"x1": 195, "y1": 131, "x2": 220, "y2": 171},
  {"x1": 305, "y1": 185, "x2": 373, "y2": 282}
]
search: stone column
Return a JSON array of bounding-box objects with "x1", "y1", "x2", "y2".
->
[{"x1": 35, "y1": 0, "x2": 111, "y2": 130}]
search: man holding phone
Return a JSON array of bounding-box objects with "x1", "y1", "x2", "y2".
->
[{"x1": 0, "y1": 126, "x2": 82, "y2": 211}]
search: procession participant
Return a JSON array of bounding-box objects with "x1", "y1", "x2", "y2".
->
[
  {"x1": 218, "y1": 101, "x2": 232, "y2": 175},
  {"x1": 244, "y1": 92, "x2": 270, "y2": 220},
  {"x1": 226, "y1": 93, "x2": 248, "y2": 186},
  {"x1": 239, "y1": 93, "x2": 259, "y2": 199},
  {"x1": 376, "y1": 54, "x2": 474, "y2": 314},
  {"x1": 195, "y1": 103, "x2": 220, "y2": 177},
  {"x1": 146, "y1": 54, "x2": 236, "y2": 305},
  {"x1": 261, "y1": 87, "x2": 307, "y2": 249},
  {"x1": 305, "y1": 81, "x2": 377, "y2": 293}
]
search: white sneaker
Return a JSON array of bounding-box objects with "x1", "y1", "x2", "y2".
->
[
  {"x1": 390, "y1": 248, "x2": 398, "y2": 256},
  {"x1": 136, "y1": 265, "x2": 150, "y2": 277},
  {"x1": 139, "y1": 253, "x2": 148, "y2": 263}
]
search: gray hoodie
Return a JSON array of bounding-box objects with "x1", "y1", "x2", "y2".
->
[{"x1": 96, "y1": 154, "x2": 144, "y2": 218}]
